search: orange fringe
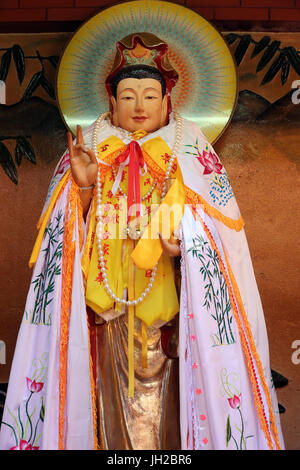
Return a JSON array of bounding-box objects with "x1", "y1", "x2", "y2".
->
[
  {"x1": 192, "y1": 208, "x2": 281, "y2": 450},
  {"x1": 58, "y1": 178, "x2": 77, "y2": 450},
  {"x1": 186, "y1": 186, "x2": 244, "y2": 232},
  {"x1": 58, "y1": 179, "x2": 99, "y2": 450},
  {"x1": 223, "y1": 249, "x2": 281, "y2": 450}
]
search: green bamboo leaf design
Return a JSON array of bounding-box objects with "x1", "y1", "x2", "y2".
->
[
  {"x1": 17, "y1": 136, "x2": 36, "y2": 164},
  {"x1": 0, "y1": 49, "x2": 12, "y2": 82},
  {"x1": 260, "y1": 51, "x2": 286, "y2": 85},
  {"x1": 281, "y1": 58, "x2": 290, "y2": 85},
  {"x1": 0, "y1": 141, "x2": 18, "y2": 184},
  {"x1": 251, "y1": 36, "x2": 270, "y2": 59},
  {"x1": 234, "y1": 34, "x2": 251, "y2": 66},
  {"x1": 47, "y1": 55, "x2": 59, "y2": 68},
  {"x1": 40, "y1": 75, "x2": 56, "y2": 100},
  {"x1": 256, "y1": 40, "x2": 281, "y2": 72},
  {"x1": 225, "y1": 33, "x2": 239, "y2": 45},
  {"x1": 14, "y1": 141, "x2": 22, "y2": 166},
  {"x1": 226, "y1": 415, "x2": 232, "y2": 446},
  {"x1": 286, "y1": 46, "x2": 300, "y2": 75},
  {"x1": 22, "y1": 70, "x2": 43, "y2": 101},
  {"x1": 12, "y1": 44, "x2": 25, "y2": 85},
  {"x1": 40, "y1": 397, "x2": 45, "y2": 422}
]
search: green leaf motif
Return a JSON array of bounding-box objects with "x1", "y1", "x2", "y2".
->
[
  {"x1": 260, "y1": 51, "x2": 286, "y2": 86},
  {"x1": 0, "y1": 141, "x2": 18, "y2": 184},
  {"x1": 12, "y1": 44, "x2": 25, "y2": 85},
  {"x1": 251, "y1": 36, "x2": 270, "y2": 59},
  {"x1": 16, "y1": 136, "x2": 36, "y2": 164},
  {"x1": 22, "y1": 70, "x2": 43, "y2": 101},
  {"x1": 234, "y1": 34, "x2": 251, "y2": 66},
  {"x1": 39, "y1": 397, "x2": 45, "y2": 422},
  {"x1": 256, "y1": 40, "x2": 281, "y2": 72},
  {"x1": 225, "y1": 33, "x2": 239, "y2": 45},
  {"x1": 226, "y1": 415, "x2": 232, "y2": 447},
  {"x1": 286, "y1": 46, "x2": 300, "y2": 75},
  {"x1": 0, "y1": 49, "x2": 12, "y2": 82},
  {"x1": 47, "y1": 55, "x2": 59, "y2": 68},
  {"x1": 40, "y1": 75, "x2": 56, "y2": 100}
]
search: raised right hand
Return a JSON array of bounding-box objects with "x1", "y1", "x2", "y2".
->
[{"x1": 67, "y1": 125, "x2": 98, "y2": 188}]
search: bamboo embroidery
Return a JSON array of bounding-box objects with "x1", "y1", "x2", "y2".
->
[
  {"x1": 26, "y1": 211, "x2": 64, "y2": 326},
  {"x1": 188, "y1": 235, "x2": 235, "y2": 346}
]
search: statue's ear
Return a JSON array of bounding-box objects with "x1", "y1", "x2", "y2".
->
[
  {"x1": 161, "y1": 93, "x2": 168, "y2": 127},
  {"x1": 110, "y1": 96, "x2": 118, "y2": 126}
]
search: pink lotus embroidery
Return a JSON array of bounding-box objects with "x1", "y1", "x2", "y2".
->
[
  {"x1": 26, "y1": 378, "x2": 44, "y2": 393},
  {"x1": 196, "y1": 149, "x2": 223, "y2": 175},
  {"x1": 228, "y1": 394, "x2": 241, "y2": 409},
  {"x1": 10, "y1": 439, "x2": 39, "y2": 450}
]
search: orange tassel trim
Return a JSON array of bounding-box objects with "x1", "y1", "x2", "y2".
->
[
  {"x1": 58, "y1": 179, "x2": 99, "y2": 450},
  {"x1": 186, "y1": 186, "x2": 244, "y2": 232},
  {"x1": 192, "y1": 208, "x2": 281, "y2": 450},
  {"x1": 223, "y1": 248, "x2": 281, "y2": 450},
  {"x1": 58, "y1": 178, "x2": 77, "y2": 450}
]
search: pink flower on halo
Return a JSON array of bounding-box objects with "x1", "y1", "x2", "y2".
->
[
  {"x1": 26, "y1": 377, "x2": 44, "y2": 393},
  {"x1": 228, "y1": 393, "x2": 241, "y2": 409},
  {"x1": 197, "y1": 149, "x2": 223, "y2": 175},
  {"x1": 10, "y1": 439, "x2": 39, "y2": 450}
]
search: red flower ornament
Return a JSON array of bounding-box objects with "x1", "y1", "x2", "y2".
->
[
  {"x1": 10, "y1": 439, "x2": 39, "y2": 450},
  {"x1": 197, "y1": 149, "x2": 222, "y2": 175},
  {"x1": 228, "y1": 394, "x2": 241, "y2": 409},
  {"x1": 26, "y1": 377, "x2": 44, "y2": 393}
]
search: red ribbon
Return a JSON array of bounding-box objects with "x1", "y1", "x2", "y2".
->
[{"x1": 116, "y1": 141, "x2": 145, "y2": 223}]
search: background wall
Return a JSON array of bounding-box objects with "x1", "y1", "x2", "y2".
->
[
  {"x1": 1, "y1": 0, "x2": 300, "y2": 25},
  {"x1": 0, "y1": 0, "x2": 299, "y2": 450}
]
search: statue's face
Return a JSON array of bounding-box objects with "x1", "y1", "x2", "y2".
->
[{"x1": 111, "y1": 77, "x2": 168, "y2": 133}]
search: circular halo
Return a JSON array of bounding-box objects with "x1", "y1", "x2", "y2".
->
[{"x1": 57, "y1": 0, "x2": 237, "y2": 144}]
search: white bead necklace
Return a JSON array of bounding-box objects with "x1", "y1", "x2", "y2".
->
[{"x1": 92, "y1": 111, "x2": 182, "y2": 306}]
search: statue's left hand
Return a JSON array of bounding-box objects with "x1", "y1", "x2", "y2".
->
[{"x1": 159, "y1": 233, "x2": 181, "y2": 257}]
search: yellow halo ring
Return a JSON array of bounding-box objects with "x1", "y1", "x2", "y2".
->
[{"x1": 57, "y1": 0, "x2": 237, "y2": 144}]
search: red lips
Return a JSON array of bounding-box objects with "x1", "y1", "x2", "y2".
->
[{"x1": 133, "y1": 116, "x2": 147, "y2": 121}]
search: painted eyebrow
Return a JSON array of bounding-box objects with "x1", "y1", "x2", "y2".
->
[{"x1": 119, "y1": 87, "x2": 160, "y2": 93}]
